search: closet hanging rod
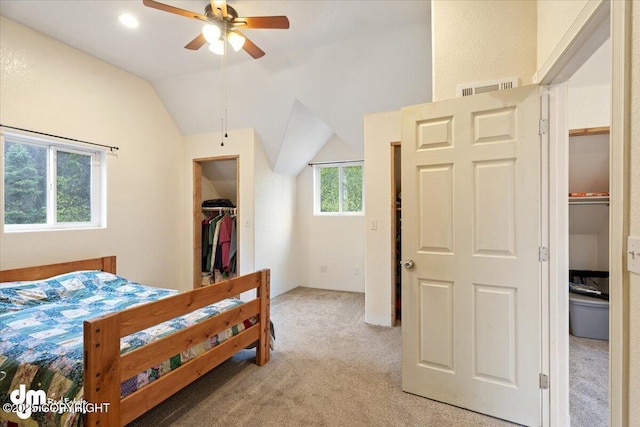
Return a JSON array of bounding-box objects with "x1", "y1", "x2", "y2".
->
[
  {"x1": 569, "y1": 201, "x2": 610, "y2": 206},
  {"x1": 308, "y1": 160, "x2": 363, "y2": 166},
  {"x1": 569, "y1": 197, "x2": 610, "y2": 206},
  {"x1": 202, "y1": 207, "x2": 237, "y2": 211},
  {"x1": 0, "y1": 124, "x2": 120, "y2": 152}
]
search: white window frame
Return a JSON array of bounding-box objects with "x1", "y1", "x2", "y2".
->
[
  {"x1": 1, "y1": 131, "x2": 107, "y2": 232},
  {"x1": 313, "y1": 161, "x2": 364, "y2": 216}
]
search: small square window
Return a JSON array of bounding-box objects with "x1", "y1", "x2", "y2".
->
[{"x1": 313, "y1": 162, "x2": 364, "y2": 216}]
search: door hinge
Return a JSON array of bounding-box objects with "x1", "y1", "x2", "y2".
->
[
  {"x1": 539, "y1": 119, "x2": 548, "y2": 135},
  {"x1": 539, "y1": 246, "x2": 549, "y2": 262},
  {"x1": 539, "y1": 373, "x2": 549, "y2": 389}
]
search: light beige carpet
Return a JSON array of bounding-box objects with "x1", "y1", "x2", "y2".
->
[
  {"x1": 128, "y1": 287, "x2": 519, "y2": 426},
  {"x1": 126, "y1": 288, "x2": 512, "y2": 427},
  {"x1": 569, "y1": 335, "x2": 608, "y2": 426}
]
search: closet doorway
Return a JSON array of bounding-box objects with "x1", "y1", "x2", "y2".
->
[
  {"x1": 193, "y1": 156, "x2": 239, "y2": 289},
  {"x1": 564, "y1": 29, "x2": 612, "y2": 424},
  {"x1": 567, "y1": 126, "x2": 610, "y2": 424},
  {"x1": 390, "y1": 141, "x2": 401, "y2": 326}
]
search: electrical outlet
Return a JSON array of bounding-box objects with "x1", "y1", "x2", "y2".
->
[
  {"x1": 320, "y1": 266, "x2": 328, "y2": 273},
  {"x1": 354, "y1": 267, "x2": 361, "y2": 275},
  {"x1": 371, "y1": 220, "x2": 377, "y2": 230}
]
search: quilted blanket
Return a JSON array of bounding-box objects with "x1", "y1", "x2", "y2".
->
[{"x1": 0, "y1": 271, "x2": 252, "y2": 426}]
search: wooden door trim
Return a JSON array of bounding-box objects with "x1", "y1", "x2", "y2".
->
[{"x1": 390, "y1": 141, "x2": 401, "y2": 326}]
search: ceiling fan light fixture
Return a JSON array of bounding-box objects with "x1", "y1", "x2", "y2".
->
[
  {"x1": 117, "y1": 13, "x2": 139, "y2": 29},
  {"x1": 202, "y1": 24, "x2": 222, "y2": 43},
  {"x1": 208, "y1": 38, "x2": 225, "y2": 55},
  {"x1": 227, "y1": 31, "x2": 246, "y2": 52},
  {"x1": 143, "y1": 0, "x2": 287, "y2": 59}
]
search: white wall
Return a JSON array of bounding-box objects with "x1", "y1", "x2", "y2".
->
[
  {"x1": 568, "y1": 134, "x2": 610, "y2": 193},
  {"x1": 201, "y1": 160, "x2": 237, "y2": 204},
  {"x1": 537, "y1": 0, "x2": 589, "y2": 69},
  {"x1": 254, "y1": 136, "x2": 300, "y2": 298},
  {"x1": 0, "y1": 17, "x2": 184, "y2": 289},
  {"x1": 296, "y1": 135, "x2": 365, "y2": 293},
  {"x1": 431, "y1": 0, "x2": 537, "y2": 101},
  {"x1": 568, "y1": 38, "x2": 611, "y2": 129},
  {"x1": 363, "y1": 110, "x2": 401, "y2": 326},
  {"x1": 201, "y1": 178, "x2": 223, "y2": 202},
  {"x1": 568, "y1": 205, "x2": 609, "y2": 270}
]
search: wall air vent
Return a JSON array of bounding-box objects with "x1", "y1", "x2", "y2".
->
[{"x1": 456, "y1": 77, "x2": 519, "y2": 97}]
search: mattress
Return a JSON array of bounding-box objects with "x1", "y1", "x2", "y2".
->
[{"x1": 0, "y1": 271, "x2": 253, "y2": 426}]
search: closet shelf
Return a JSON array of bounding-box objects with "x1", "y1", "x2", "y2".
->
[{"x1": 569, "y1": 126, "x2": 610, "y2": 137}]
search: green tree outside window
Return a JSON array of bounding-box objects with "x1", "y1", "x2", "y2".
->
[
  {"x1": 4, "y1": 142, "x2": 47, "y2": 224},
  {"x1": 316, "y1": 163, "x2": 363, "y2": 215},
  {"x1": 3, "y1": 137, "x2": 102, "y2": 229},
  {"x1": 57, "y1": 151, "x2": 92, "y2": 222}
]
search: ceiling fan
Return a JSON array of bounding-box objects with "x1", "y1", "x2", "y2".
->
[{"x1": 142, "y1": 0, "x2": 289, "y2": 59}]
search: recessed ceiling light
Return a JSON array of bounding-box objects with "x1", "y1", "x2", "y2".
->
[{"x1": 117, "y1": 13, "x2": 139, "y2": 29}]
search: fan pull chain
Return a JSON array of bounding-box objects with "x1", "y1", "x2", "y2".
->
[
  {"x1": 220, "y1": 117, "x2": 224, "y2": 146},
  {"x1": 220, "y1": 45, "x2": 226, "y2": 146},
  {"x1": 220, "y1": 36, "x2": 229, "y2": 146}
]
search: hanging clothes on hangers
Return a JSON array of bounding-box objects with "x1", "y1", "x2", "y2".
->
[
  {"x1": 201, "y1": 211, "x2": 217, "y2": 272},
  {"x1": 202, "y1": 217, "x2": 209, "y2": 272},
  {"x1": 201, "y1": 201, "x2": 238, "y2": 282},
  {"x1": 211, "y1": 215, "x2": 223, "y2": 273},
  {"x1": 229, "y1": 215, "x2": 237, "y2": 275},
  {"x1": 218, "y1": 214, "x2": 234, "y2": 273},
  {"x1": 206, "y1": 212, "x2": 224, "y2": 272},
  {"x1": 208, "y1": 210, "x2": 237, "y2": 282}
]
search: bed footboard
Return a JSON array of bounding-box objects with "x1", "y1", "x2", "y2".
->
[{"x1": 83, "y1": 269, "x2": 271, "y2": 426}]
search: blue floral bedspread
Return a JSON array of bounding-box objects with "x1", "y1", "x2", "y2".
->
[{"x1": 0, "y1": 271, "x2": 252, "y2": 426}]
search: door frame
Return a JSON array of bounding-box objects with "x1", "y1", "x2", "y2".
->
[
  {"x1": 536, "y1": 1, "x2": 630, "y2": 425},
  {"x1": 543, "y1": 82, "x2": 570, "y2": 427},
  {"x1": 192, "y1": 155, "x2": 240, "y2": 289},
  {"x1": 390, "y1": 141, "x2": 401, "y2": 326}
]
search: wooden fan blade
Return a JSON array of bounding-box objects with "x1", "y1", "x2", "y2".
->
[
  {"x1": 185, "y1": 33, "x2": 207, "y2": 50},
  {"x1": 236, "y1": 31, "x2": 265, "y2": 59},
  {"x1": 212, "y1": 0, "x2": 228, "y2": 18},
  {"x1": 142, "y1": 0, "x2": 208, "y2": 22},
  {"x1": 236, "y1": 16, "x2": 290, "y2": 29}
]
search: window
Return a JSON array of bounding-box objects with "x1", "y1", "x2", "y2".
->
[
  {"x1": 313, "y1": 161, "x2": 364, "y2": 215},
  {"x1": 2, "y1": 132, "x2": 106, "y2": 231}
]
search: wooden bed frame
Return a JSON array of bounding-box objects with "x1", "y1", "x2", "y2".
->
[{"x1": 0, "y1": 256, "x2": 271, "y2": 426}]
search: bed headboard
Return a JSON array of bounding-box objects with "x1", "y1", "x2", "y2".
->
[{"x1": 0, "y1": 256, "x2": 116, "y2": 283}]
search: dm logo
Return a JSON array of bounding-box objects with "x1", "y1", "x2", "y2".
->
[{"x1": 10, "y1": 384, "x2": 47, "y2": 419}]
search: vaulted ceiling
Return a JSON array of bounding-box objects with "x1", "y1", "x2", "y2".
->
[{"x1": 0, "y1": 1, "x2": 432, "y2": 173}]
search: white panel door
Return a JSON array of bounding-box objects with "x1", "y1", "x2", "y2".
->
[{"x1": 401, "y1": 85, "x2": 542, "y2": 426}]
